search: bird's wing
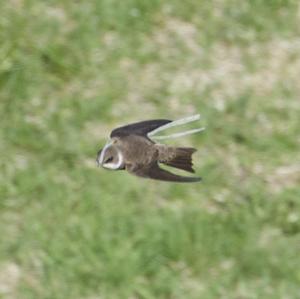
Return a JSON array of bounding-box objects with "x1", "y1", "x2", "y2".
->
[
  {"x1": 110, "y1": 114, "x2": 205, "y2": 140},
  {"x1": 110, "y1": 119, "x2": 172, "y2": 138},
  {"x1": 148, "y1": 114, "x2": 205, "y2": 139},
  {"x1": 128, "y1": 162, "x2": 201, "y2": 183}
]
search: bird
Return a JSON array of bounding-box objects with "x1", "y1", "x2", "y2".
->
[{"x1": 96, "y1": 114, "x2": 205, "y2": 183}]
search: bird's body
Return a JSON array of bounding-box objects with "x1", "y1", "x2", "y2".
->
[
  {"x1": 115, "y1": 135, "x2": 156, "y2": 168},
  {"x1": 96, "y1": 115, "x2": 204, "y2": 183}
]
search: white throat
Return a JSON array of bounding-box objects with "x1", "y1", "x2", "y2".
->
[
  {"x1": 103, "y1": 150, "x2": 123, "y2": 170},
  {"x1": 100, "y1": 142, "x2": 124, "y2": 170}
]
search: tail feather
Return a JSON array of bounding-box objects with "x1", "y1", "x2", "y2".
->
[{"x1": 163, "y1": 147, "x2": 197, "y2": 173}]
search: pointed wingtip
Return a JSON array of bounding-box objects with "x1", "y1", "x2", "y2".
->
[
  {"x1": 177, "y1": 176, "x2": 202, "y2": 183},
  {"x1": 151, "y1": 127, "x2": 205, "y2": 140},
  {"x1": 190, "y1": 176, "x2": 202, "y2": 183},
  {"x1": 148, "y1": 113, "x2": 202, "y2": 137}
]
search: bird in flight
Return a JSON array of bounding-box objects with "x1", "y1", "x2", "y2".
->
[{"x1": 96, "y1": 114, "x2": 205, "y2": 183}]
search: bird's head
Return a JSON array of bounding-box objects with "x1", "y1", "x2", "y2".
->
[{"x1": 96, "y1": 142, "x2": 124, "y2": 170}]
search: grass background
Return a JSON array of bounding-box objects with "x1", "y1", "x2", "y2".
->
[{"x1": 1, "y1": 0, "x2": 300, "y2": 298}]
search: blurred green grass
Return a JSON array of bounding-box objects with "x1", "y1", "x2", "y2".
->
[{"x1": 1, "y1": 0, "x2": 300, "y2": 298}]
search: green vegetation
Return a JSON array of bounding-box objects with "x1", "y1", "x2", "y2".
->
[{"x1": 1, "y1": 0, "x2": 300, "y2": 298}]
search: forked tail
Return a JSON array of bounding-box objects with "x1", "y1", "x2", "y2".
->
[{"x1": 163, "y1": 147, "x2": 197, "y2": 173}]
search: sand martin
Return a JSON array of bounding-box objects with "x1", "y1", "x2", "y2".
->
[{"x1": 96, "y1": 114, "x2": 205, "y2": 183}]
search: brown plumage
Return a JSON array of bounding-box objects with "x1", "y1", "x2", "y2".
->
[
  {"x1": 157, "y1": 146, "x2": 196, "y2": 173},
  {"x1": 96, "y1": 117, "x2": 203, "y2": 183}
]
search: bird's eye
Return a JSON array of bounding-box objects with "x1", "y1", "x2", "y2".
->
[{"x1": 104, "y1": 157, "x2": 113, "y2": 163}]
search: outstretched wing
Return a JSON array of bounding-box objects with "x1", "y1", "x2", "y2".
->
[
  {"x1": 110, "y1": 119, "x2": 172, "y2": 138},
  {"x1": 128, "y1": 162, "x2": 201, "y2": 183}
]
